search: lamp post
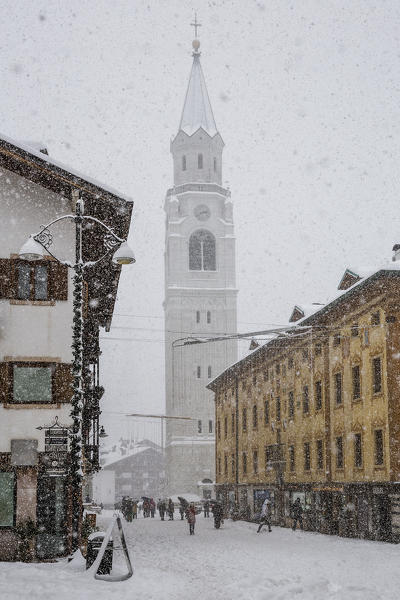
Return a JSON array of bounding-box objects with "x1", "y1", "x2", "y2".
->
[{"x1": 19, "y1": 192, "x2": 135, "y2": 555}]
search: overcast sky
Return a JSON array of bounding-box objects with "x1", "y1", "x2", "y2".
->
[{"x1": 2, "y1": 0, "x2": 400, "y2": 444}]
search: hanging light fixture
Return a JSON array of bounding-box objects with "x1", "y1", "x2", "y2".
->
[
  {"x1": 112, "y1": 241, "x2": 136, "y2": 265},
  {"x1": 18, "y1": 236, "x2": 45, "y2": 261}
]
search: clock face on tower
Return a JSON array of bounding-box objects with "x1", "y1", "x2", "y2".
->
[{"x1": 194, "y1": 204, "x2": 211, "y2": 221}]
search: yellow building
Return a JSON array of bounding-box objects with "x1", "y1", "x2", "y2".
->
[{"x1": 208, "y1": 261, "x2": 400, "y2": 542}]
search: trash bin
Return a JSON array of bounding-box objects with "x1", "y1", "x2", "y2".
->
[{"x1": 86, "y1": 532, "x2": 113, "y2": 574}]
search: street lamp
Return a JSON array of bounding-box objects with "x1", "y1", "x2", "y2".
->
[{"x1": 19, "y1": 191, "x2": 134, "y2": 555}]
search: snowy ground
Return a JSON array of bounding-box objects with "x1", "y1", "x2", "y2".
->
[{"x1": 2, "y1": 512, "x2": 400, "y2": 600}]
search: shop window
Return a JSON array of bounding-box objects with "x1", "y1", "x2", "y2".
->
[
  {"x1": 242, "y1": 452, "x2": 247, "y2": 475},
  {"x1": 304, "y1": 442, "x2": 311, "y2": 471},
  {"x1": 242, "y1": 408, "x2": 247, "y2": 432},
  {"x1": 289, "y1": 445, "x2": 295, "y2": 472},
  {"x1": 302, "y1": 385, "x2": 309, "y2": 414},
  {"x1": 0, "y1": 472, "x2": 15, "y2": 526},
  {"x1": 264, "y1": 398, "x2": 269, "y2": 424},
  {"x1": 288, "y1": 391, "x2": 294, "y2": 419},
  {"x1": 373, "y1": 357, "x2": 382, "y2": 394},
  {"x1": 315, "y1": 380, "x2": 322, "y2": 411},
  {"x1": 354, "y1": 433, "x2": 362, "y2": 468},
  {"x1": 253, "y1": 450, "x2": 258, "y2": 474},
  {"x1": 375, "y1": 430, "x2": 384, "y2": 465},
  {"x1": 252, "y1": 404, "x2": 258, "y2": 429},
  {"x1": 334, "y1": 372, "x2": 342, "y2": 405},
  {"x1": 12, "y1": 363, "x2": 53, "y2": 404},
  {"x1": 276, "y1": 396, "x2": 281, "y2": 422},
  {"x1": 316, "y1": 440, "x2": 323, "y2": 470},
  {"x1": 209, "y1": 420, "x2": 213, "y2": 434},
  {"x1": 336, "y1": 436, "x2": 344, "y2": 468},
  {"x1": 352, "y1": 365, "x2": 361, "y2": 400}
]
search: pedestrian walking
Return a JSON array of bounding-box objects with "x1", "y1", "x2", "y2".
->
[
  {"x1": 150, "y1": 498, "x2": 156, "y2": 518},
  {"x1": 292, "y1": 497, "x2": 304, "y2": 531},
  {"x1": 187, "y1": 503, "x2": 197, "y2": 535},
  {"x1": 257, "y1": 497, "x2": 272, "y2": 533},
  {"x1": 158, "y1": 499, "x2": 166, "y2": 520},
  {"x1": 168, "y1": 498, "x2": 174, "y2": 520},
  {"x1": 132, "y1": 500, "x2": 138, "y2": 519},
  {"x1": 203, "y1": 500, "x2": 210, "y2": 517}
]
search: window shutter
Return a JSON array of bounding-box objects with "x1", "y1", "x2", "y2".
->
[
  {"x1": 48, "y1": 262, "x2": 68, "y2": 301},
  {"x1": 0, "y1": 259, "x2": 14, "y2": 299},
  {"x1": 0, "y1": 362, "x2": 10, "y2": 403},
  {"x1": 54, "y1": 363, "x2": 73, "y2": 403}
]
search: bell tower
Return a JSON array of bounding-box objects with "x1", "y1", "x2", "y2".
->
[{"x1": 164, "y1": 32, "x2": 237, "y2": 498}]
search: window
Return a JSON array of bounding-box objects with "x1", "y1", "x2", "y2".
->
[
  {"x1": 13, "y1": 364, "x2": 53, "y2": 403},
  {"x1": 252, "y1": 404, "x2": 258, "y2": 428},
  {"x1": 231, "y1": 454, "x2": 235, "y2": 475},
  {"x1": 209, "y1": 420, "x2": 213, "y2": 434},
  {"x1": 208, "y1": 366, "x2": 212, "y2": 379},
  {"x1": 288, "y1": 357, "x2": 294, "y2": 369},
  {"x1": 282, "y1": 364, "x2": 286, "y2": 377},
  {"x1": 217, "y1": 420, "x2": 220, "y2": 440},
  {"x1": 224, "y1": 455, "x2": 228, "y2": 475},
  {"x1": 218, "y1": 457, "x2": 221, "y2": 475},
  {"x1": 182, "y1": 155, "x2": 186, "y2": 171},
  {"x1": 302, "y1": 349, "x2": 308, "y2": 361},
  {"x1": 0, "y1": 472, "x2": 15, "y2": 526},
  {"x1": 276, "y1": 364, "x2": 280, "y2": 375},
  {"x1": 304, "y1": 442, "x2": 311, "y2": 471},
  {"x1": 316, "y1": 440, "x2": 323, "y2": 470},
  {"x1": 198, "y1": 153, "x2": 203, "y2": 169},
  {"x1": 373, "y1": 357, "x2": 382, "y2": 394},
  {"x1": 333, "y1": 333, "x2": 341, "y2": 347},
  {"x1": 336, "y1": 436, "x2": 344, "y2": 468},
  {"x1": 303, "y1": 385, "x2": 309, "y2": 414},
  {"x1": 197, "y1": 366, "x2": 201, "y2": 379},
  {"x1": 265, "y1": 445, "x2": 273, "y2": 470},
  {"x1": 364, "y1": 328, "x2": 369, "y2": 346},
  {"x1": 375, "y1": 430, "x2": 384, "y2": 466},
  {"x1": 288, "y1": 391, "x2": 294, "y2": 419},
  {"x1": 207, "y1": 310, "x2": 211, "y2": 324},
  {"x1": 213, "y1": 157, "x2": 217, "y2": 172},
  {"x1": 315, "y1": 343, "x2": 322, "y2": 356},
  {"x1": 242, "y1": 452, "x2": 247, "y2": 475},
  {"x1": 351, "y1": 324, "x2": 359, "y2": 337},
  {"x1": 198, "y1": 420, "x2": 202, "y2": 434},
  {"x1": 253, "y1": 450, "x2": 258, "y2": 474},
  {"x1": 224, "y1": 416, "x2": 228, "y2": 438},
  {"x1": 289, "y1": 445, "x2": 295, "y2": 472},
  {"x1": 264, "y1": 398, "x2": 269, "y2": 424},
  {"x1": 354, "y1": 433, "x2": 362, "y2": 468},
  {"x1": 371, "y1": 311, "x2": 381, "y2": 326},
  {"x1": 189, "y1": 230, "x2": 216, "y2": 271},
  {"x1": 228, "y1": 412, "x2": 233, "y2": 435},
  {"x1": 352, "y1": 365, "x2": 361, "y2": 400},
  {"x1": 17, "y1": 261, "x2": 48, "y2": 301},
  {"x1": 196, "y1": 310, "x2": 200, "y2": 323},
  {"x1": 242, "y1": 408, "x2": 247, "y2": 432},
  {"x1": 315, "y1": 381, "x2": 322, "y2": 411},
  {"x1": 252, "y1": 374, "x2": 257, "y2": 386},
  {"x1": 276, "y1": 397, "x2": 281, "y2": 422},
  {"x1": 334, "y1": 372, "x2": 342, "y2": 405}
]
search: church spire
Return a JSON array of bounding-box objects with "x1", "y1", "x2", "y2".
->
[{"x1": 178, "y1": 37, "x2": 218, "y2": 138}]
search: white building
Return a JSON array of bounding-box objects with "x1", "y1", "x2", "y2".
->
[{"x1": 164, "y1": 39, "x2": 237, "y2": 498}]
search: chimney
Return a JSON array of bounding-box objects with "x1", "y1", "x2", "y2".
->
[{"x1": 392, "y1": 244, "x2": 400, "y2": 262}]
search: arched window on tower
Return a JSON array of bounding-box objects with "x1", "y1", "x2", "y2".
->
[
  {"x1": 198, "y1": 153, "x2": 203, "y2": 169},
  {"x1": 189, "y1": 230, "x2": 216, "y2": 271},
  {"x1": 182, "y1": 155, "x2": 186, "y2": 171},
  {"x1": 213, "y1": 157, "x2": 217, "y2": 172}
]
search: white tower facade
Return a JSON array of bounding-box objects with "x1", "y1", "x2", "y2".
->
[{"x1": 164, "y1": 40, "x2": 237, "y2": 497}]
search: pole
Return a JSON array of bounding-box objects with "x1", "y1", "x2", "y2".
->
[{"x1": 70, "y1": 196, "x2": 84, "y2": 554}]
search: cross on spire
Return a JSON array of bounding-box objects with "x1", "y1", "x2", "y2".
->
[{"x1": 191, "y1": 13, "x2": 201, "y2": 38}]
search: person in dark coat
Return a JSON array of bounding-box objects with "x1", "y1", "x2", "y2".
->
[
  {"x1": 212, "y1": 502, "x2": 223, "y2": 529},
  {"x1": 150, "y1": 498, "x2": 156, "y2": 518},
  {"x1": 292, "y1": 497, "x2": 304, "y2": 531},
  {"x1": 168, "y1": 498, "x2": 174, "y2": 520},
  {"x1": 203, "y1": 501, "x2": 210, "y2": 517},
  {"x1": 158, "y1": 499, "x2": 166, "y2": 520},
  {"x1": 187, "y1": 503, "x2": 197, "y2": 535}
]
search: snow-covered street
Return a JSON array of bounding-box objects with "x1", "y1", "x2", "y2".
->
[{"x1": 2, "y1": 513, "x2": 400, "y2": 600}]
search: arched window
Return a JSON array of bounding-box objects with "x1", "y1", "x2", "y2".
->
[
  {"x1": 189, "y1": 230, "x2": 216, "y2": 271},
  {"x1": 213, "y1": 157, "x2": 217, "y2": 172},
  {"x1": 182, "y1": 155, "x2": 186, "y2": 171},
  {"x1": 198, "y1": 153, "x2": 203, "y2": 169}
]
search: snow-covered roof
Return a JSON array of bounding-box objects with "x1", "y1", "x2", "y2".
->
[
  {"x1": 0, "y1": 132, "x2": 132, "y2": 203},
  {"x1": 179, "y1": 53, "x2": 218, "y2": 137},
  {"x1": 101, "y1": 439, "x2": 162, "y2": 468}
]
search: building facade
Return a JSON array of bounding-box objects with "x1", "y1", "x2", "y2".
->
[
  {"x1": 209, "y1": 259, "x2": 400, "y2": 542},
  {"x1": 0, "y1": 136, "x2": 132, "y2": 560},
  {"x1": 164, "y1": 39, "x2": 237, "y2": 497}
]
